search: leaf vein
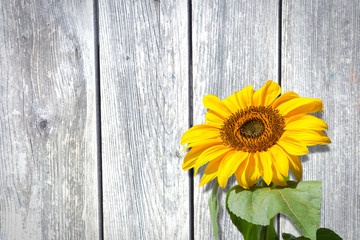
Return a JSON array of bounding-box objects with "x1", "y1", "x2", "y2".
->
[{"x1": 277, "y1": 190, "x2": 307, "y2": 235}]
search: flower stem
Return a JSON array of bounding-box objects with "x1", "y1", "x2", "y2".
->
[
  {"x1": 209, "y1": 181, "x2": 220, "y2": 240},
  {"x1": 259, "y1": 225, "x2": 269, "y2": 240},
  {"x1": 257, "y1": 179, "x2": 269, "y2": 240}
]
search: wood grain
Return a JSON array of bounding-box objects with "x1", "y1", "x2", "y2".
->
[
  {"x1": 280, "y1": 0, "x2": 360, "y2": 239},
  {"x1": 99, "y1": 0, "x2": 189, "y2": 239},
  {"x1": 191, "y1": 1, "x2": 280, "y2": 239},
  {"x1": 0, "y1": 0, "x2": 99, "y2": 239}
]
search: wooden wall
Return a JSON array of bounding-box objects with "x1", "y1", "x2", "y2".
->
[
  {"x1": 0, "y1": 1, "x2": 99, "y2": 239},
  {"x1": 0, "y1": 0, "x2": 358, "y2": 239}
]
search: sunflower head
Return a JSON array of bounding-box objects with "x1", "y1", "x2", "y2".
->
[{"x1": 181, "y1": 80, "x2": 331, "y2": 189}]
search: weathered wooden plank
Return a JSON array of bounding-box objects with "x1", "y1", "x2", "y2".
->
[
  {"x1": 192, "y1": 1, "x2": 280, "y2": 239},
  {"x1": 99, "y1": 0, "x2": 189, "y2": 239},
  {"x1": 281, "y1": 1, "x2": 360, "y2": 238},
  {"x1": 0, "y1": 1, "x2": 99, "y2": 239}
]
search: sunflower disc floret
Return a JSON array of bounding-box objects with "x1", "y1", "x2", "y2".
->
[{"x1": 220, "y1": 106, "x2": 285, "y2": 153}]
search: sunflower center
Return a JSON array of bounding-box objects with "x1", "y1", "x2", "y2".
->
[
  {"x1": 220, "y1": 106, "x2": 285, "y2": 152},
  {"x1": 238, "y1": 119, "x2": 265, "y2": 138}
]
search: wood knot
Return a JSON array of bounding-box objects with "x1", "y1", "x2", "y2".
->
[{"x1": 39, "y1": 120, "x2": 47, "y2": 129}]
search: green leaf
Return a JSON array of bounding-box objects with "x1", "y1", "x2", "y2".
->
[
  {"x1": 317, "y1": 228, "x2": 342, "y2": 240},
  {"x1": 227, "y1": 207, "x2": 278, "y2": 240},
  {"x1": 282, "y1": 228, "x2": 342, "y2": 240},
  {"x1": 282, "y1": 233, "x2": 297, "y2": 240},
  {"x1": 208, "y1": 181, "x2": 220, "y2": 240},
  {"x1": 282, "y1": 233, "x2": 310, "y2": 240},
  {"x1": 226, "y1": 181, "x2": 321, "y2": 240}
]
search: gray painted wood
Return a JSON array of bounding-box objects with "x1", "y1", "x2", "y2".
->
[
  {"x1": 280, "y1": 1, "x2": 360, "y2": 239},
  {"x1": 192, "y1": 1, "x2": 279, "y2": 239},
  {"x1": 1, "y1": 1, "x2": 358, "y2": 239},
  {"x1": 99, "y1": 0, "x2": 189, "y2": 239},
  {"x1": 0, "y1": 1, "x2": 99, "y2": 240}
]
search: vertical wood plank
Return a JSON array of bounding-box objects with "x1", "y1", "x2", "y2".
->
[
  {"x1": 281, "y1": 1, "x2": 360, "y2": 238},
  {"x1": 0, "y1": 1, "x2": 99, "y2": 239},
  {"x1": 192, "y1": 1, "x2": 279, "y2": 239},
  {"x1": 99, "y1": 1, "x2": 189, "y2": 239}
]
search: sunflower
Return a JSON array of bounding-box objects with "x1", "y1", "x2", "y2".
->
[{"x1": 180, "y1": 80, "x2": 331, "y2": 189}]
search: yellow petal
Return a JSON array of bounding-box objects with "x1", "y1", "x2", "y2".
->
[
  {"x1": 234, "y1": 92, "x2": 246, "y2": 109},
  {"x1": 277, "y1": 137, "x2": 309, "y2": 156},
  {"x1": 182, "y1": 143, "x2": 216, "y2": 170},
  {"x1": 203, "y1": 95, "x2": 232, "y2": 118},
  {"x1": 258, "y1": 151, "x2": 273, "y2": 186},
  {"x1": 217, "y1": 151, "x2": 249, "y2": 188},
  {"x1": 181, "y1": 124, "x2": 220, "y2": 145},
  {"x1": 234, "y1": 159, "x2": 251, "y2": 189},
  {"x1": 285, "y1": 114, "x2": 328, "y2": 130},
  {"x1": 199, "y1": 158, "x2": 222, "y2": 187},
  {"x1": 235, "y1": 85, "x2": 255, "y2": 108},
  {"x1": 193, "y1": 144, "x2": 230, "y2": 176},
  {"x1": 223, "y1": 93, "x2": 241, "y2": 113},
  {"x1": 277, "y1": 97, "x2": 323, "y2": 117},
  {"x1": 233, "y1": 91, "x2": 245, "y2": 109},
  {"x1": 245, "y1": 155, "x2": 261, "y2": 188},
  {"x1": 288, "y1": 154, "x2": 303, "y2": 181},
  {"x1": 271, "y1": 91, "x2": 300, "y2": 109},
  {"x1": 207, "y1": 122, "x2": 223, "y2": 129},
  {"x1": 268, "y1": 144, "x2": 289, "y2": 177},
  {"x1": 205, "y1": 110, "x2": 226, "y2": 127},
  {"x1": 271, "y1": 164, "x2": 288, "y2": 186},
  {"x1": 283, "y1": 129, "x2": 331, "y2": 146},
  {"x1": 180, "y1": 137, "x2": 222, "y2": 155},
  {"x1": 253, "y1": 80, "x2": 281, "y2": 106}
]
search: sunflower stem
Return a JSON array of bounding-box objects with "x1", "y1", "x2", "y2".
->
[
  {"x1": 258, "y1": 225, "x2": 269, "y2": 240},
  {"x1": 208, "y1": 181, "x2": 220, "y2": 240}
]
